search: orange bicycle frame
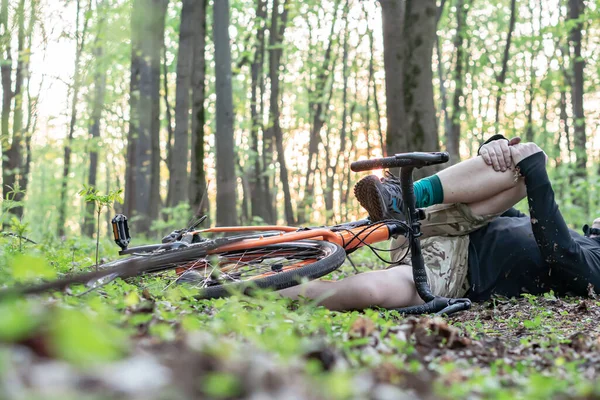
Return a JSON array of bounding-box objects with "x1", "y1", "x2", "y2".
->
[{"x1": 197, "y1": 222, "x2": 395, "y2": 254}]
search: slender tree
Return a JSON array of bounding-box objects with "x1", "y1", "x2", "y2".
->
[
  {"x1": 568, "y1": 0, "x2": 587, "y2": 212},
  {"x1": 268, "y1": 0, "x2": 294, "y2": 225},
  {"x1": 163, "y1": 42, "x2": 174, "y2": 190},
  {"x1": 0, "y1": 0, "x2": 13, "y2": 215},
  {"x1": 0, "y1": 0, "x2": 36, "y2": 220},
  {"x1": 213, "y1": 0, "x2": 238, "y2": 226},
  {"x1": 168, "y1": 0, "x2": 196, "y2": 208},
  {"x1": 57, "y1": 0, "x2": 91, "y2": 236},
  {"x1": 248, "y1": 0, "x2": 270, "y2": 223},
  {"x1": 325, "y1": 18, "x2": 349, "y2": 223},
  {"x1": 365, "y1": 2, "x2": 384, "y2": 156},
  {"x1": 494, "y1": 0, "x2": 517, "y2": 126},
  {"x1": 189, "y1": 0, "x2": 208, "y2": 218},
  {"x1": 447, "y1": 0, "x2": 468, "y2": 164},
  {"x1": 298, "y1": 0, "x2": 342, "y2": 223},
  {"x1": 17, "y1": 0, "x2": 37, "y2": 215},
  {"x1": 124, "y1": 0, "x2": 141, "y2": 219},
  {"x1": 83, "y1": 0, "x2": 107, "y2": 237},
  {"x1": 149, "y1": 0, "x2": 168, "y2": 223},
  {"x1": 436, "y1": 0, "x2": 451, "y2": 150}
]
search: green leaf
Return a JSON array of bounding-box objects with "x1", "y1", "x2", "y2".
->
[
  {"x1": 49, "y1": 307, "x2": 126, "y2": 365},
  {"x1": 9, "y1": 254, "x2": 56, "y2": 282},
  {"x1": 203, "y1": 372, "x2": 242, "y2": 398},
  {"x1": 0, "y1": 300, "x2": 40, "y2": 341}
]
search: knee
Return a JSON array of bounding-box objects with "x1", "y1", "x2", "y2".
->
[{"x1": 358, "y1": 268, "x2": 417, "y2": 309}]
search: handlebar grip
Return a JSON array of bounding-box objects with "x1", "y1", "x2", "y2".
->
[
  {"x1": 434, "y1": 301, "x2": 471, "y2": 317},
  {"x1": 392, "y1": 296, "x2": 451, "y2": 315},
  {"x1": 350, "y1": 156, "x2": 400, "y2": 172}
]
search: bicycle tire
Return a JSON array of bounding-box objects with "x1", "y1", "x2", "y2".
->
[
  {"x1": 195, "y1": 240, "x2": 346, "y2": 299},
  {"x1": 101, "y1": 239, "x2": 346, "y2": 299},
  {"x1": 0, "y1": 237, "x2": 346, "y2": 299}
]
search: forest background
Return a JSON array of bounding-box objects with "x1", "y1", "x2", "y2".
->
[{"x1": 1, "y1": 0, "x2": 599, "y2": 240}]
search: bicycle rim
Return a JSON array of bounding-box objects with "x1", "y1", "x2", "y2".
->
[
  {"x1": 118, "y1": 240, "x2": 346, "y2": 299},
  {"x1": 193, "y1": 240, "x2": 346, "y2": 298}
]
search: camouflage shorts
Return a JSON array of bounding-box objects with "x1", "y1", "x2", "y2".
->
[{"x1": 390, "y1": 203, "x2": 498, "y2": 298}]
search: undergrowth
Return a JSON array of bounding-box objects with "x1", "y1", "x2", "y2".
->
[{"x1": 1, "y1": 235, "x2": 599, "y2": 399}]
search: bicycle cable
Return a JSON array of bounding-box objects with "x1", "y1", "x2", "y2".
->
[{"x1": 336, "y1": 219, "x2": 415, "y2": 265}]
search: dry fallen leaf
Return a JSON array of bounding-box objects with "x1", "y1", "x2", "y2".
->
[{"x1": 349, "y1": 316, "x2": 376, "y2": 338}]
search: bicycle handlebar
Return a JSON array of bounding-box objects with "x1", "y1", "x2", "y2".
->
[
  {"x1": 350, "y1": 152, "x2": 449, "y2": 172},
  {"x1": 391, "y1": 297, "x2": 471, "y2": 316}
]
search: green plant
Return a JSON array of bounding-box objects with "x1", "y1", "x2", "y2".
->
[
  {"x1": 78, "y1": 186, "x2": 123, "y2": 270},
  {"x1": 8, "y1": 216, "x2": 29, "y2": 253},
  {"x1": 0, "y1": 184, "x2": 25, "y2": 225}
]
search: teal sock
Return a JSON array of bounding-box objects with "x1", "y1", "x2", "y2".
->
[{"x1": 413, "y1": 175, "x2": 444, "y2": 208}]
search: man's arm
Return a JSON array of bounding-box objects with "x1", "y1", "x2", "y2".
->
[{"x1": 516, "y1": 151, "x2": 574, "y2": 258}]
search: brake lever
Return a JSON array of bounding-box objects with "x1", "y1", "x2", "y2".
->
[{"x1": 187, "y1": 215, "x2": 208, "y2": 232}]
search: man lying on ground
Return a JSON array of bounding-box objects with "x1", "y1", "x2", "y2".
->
[{"x1": 280, "y1": 137, "x2": 600, "y2": 311}]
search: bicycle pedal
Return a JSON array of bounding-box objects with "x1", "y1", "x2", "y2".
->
[{"x1": 111, "y1": 214, "x2": 131, "y2": 250}]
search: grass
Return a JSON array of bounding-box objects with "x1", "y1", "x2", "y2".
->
[{"x1": 1, "y1": 235, "x2": 600, "y2": 399}]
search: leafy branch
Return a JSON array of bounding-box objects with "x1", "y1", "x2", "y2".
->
[{"x1": 78, "y1": 185, "x2": 123, "y2": 270}]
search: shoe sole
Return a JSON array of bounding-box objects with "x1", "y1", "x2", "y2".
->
[{"x1": 354, "y1": 175, "x2": 386, "y2": 222}]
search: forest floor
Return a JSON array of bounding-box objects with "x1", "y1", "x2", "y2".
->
[{"x1": 2, "y1": 238, "x2": 600, "y2": 399}]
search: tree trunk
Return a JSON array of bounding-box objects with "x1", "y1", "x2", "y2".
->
[
  {"x1": 525, "y1": 83, "x2": 534, "y2": 142},
  {"x1": 236, "y1": 157, "x2": 250, "y2": 224},
  {"x1": 494, "y1": 0, "x2": 517, "y2": 127},
  {"x1": 568, "y1": 0, "x2": 587, "y2": 213},
  {"x1": 149, "y1": 0, "x2": 168, "y2": 224},
  {"x1": 189, "y1": 0, "x2": 208, "y2": 218},
  {"x1": 525, "y1": 0, "x2": 538, "y2": 144},
  {"x1": 0, "y1": 0, "x2": 13, "y2": 216},
  {"x1": 168, "y1": 0, "x2": 195, "y2": 208},
  {"x1": 559, "y1": 89, "x2": 572, "y2": 163},
  {"x1": 12, "y1": 0, "x2": 36, "y2": 219},
  {"x1": 436, "y1": 0, "x2": 450, "y2": 154},
  {"x1": 379, "y1": 0, "x2": 409, "y2": 157},
  {"x1": 124, "y1": 0, "x2": 141, "y2": 219},
  {"x1": 402, "y1": 0, "x2": 440, "y2": 178},
  {"x1": 268, "y1": 0, "x2": 294, "y2": 225},
  {"x1": 84, "y1": 6, "x2": 107, "y2": 237},
  {"x1": 249, "y1": 0, "x2": 270, "y2": 223},
  {"x1": 447, "y1": 0, "x2": 466, "y2": 165},
  {"x1": 127, "y1": 0, "x2": 167, "y2": 233},
  {"x1": 57, "y1": 0, "x2": 91, "y2": 236},
  {"x1": 298, "y1": 0, "x2": 342, "y2": 224},
  {"x1": 2, "y1": 0, "x2": 29, "y2": 220},
  {"x1": 163, "y1": 41, "x2": 174, "y2": 196},
  {"x1": 325, "y1": 21, "x2": 349, "y2": 224},
  {"x1": 214, "y1": 0, "x2": 238, "y2": 226}
]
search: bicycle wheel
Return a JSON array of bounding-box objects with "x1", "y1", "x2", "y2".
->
[
  {"x1": 1, "y1": 238, "x2": 345, "y2": 300},
  {"x1": 103, "y1": 239, "x2": 345, "y2": 298},
  {"x1": 188, "y1": 240, "x2": 346, "y2": 299}
]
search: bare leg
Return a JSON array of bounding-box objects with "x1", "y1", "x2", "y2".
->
[
  {"x1": 279, "y1": 266, "x2": 422, "y2": 311},
  {"x1": 279, "y1": 157, "x2": 529, "y2": 311},
  {"x1": 437, "y1": 157, "x2": 520, "y2": 205},
  {"x1": 467, "y1": 183, "x2": 526, "y2": 216}
]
